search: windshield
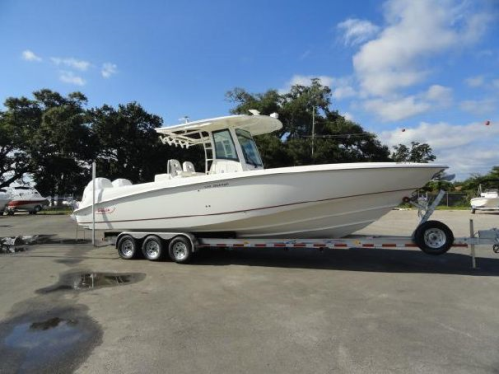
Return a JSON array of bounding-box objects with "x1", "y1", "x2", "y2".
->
[
  {"x1": 235, "y1": 129, "x2": 263, "y2": 167},
  {"x1": 213, "y1": 129, "x2": 239, "y2": 161}
]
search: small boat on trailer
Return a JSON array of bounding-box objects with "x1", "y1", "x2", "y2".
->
[{"x1": 471, "y1": 182, "x2": 499, "y2": 214}]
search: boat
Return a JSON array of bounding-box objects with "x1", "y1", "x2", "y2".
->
[
  {"x1": 73, "y1": 113, "x2": 447, "y2": 238},
  {"x1": 471, "y1": 183, "x2": 499, "y2": 214},
  {"x1": 5, "y1": 187, "x2": 49, "y2": 215},
  {"x1": 0, "y1": 188, "x2": 11, "y2": 215}
]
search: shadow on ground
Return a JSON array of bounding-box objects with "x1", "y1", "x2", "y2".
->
[{"x1": 186, "y1": 247, "x2": 499, "y2": 276}]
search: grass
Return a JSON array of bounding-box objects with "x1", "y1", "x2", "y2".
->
[
  {"x1": 38, "y1": 208, "x2": 73, "y2": 215},
  {"x1": 434, "y1": 206, "x2": 471, "y2": 211},
  {"x1": 398, "y1": 203, "x2": 471, "y2": 211}
]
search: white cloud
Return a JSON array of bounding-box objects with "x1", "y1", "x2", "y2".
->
[
  {"x1": 337, "y1": 18, "x2": 380, "y2": 46},
  {"x1": 332, "y1": 85, "x2": 357, "y2": 100},
  {"x1": 22, "y1": 50, "x2": 42, "y2": 62},
  {"x1": 364, "y1": 96, "x2": 431, "y2": 122},
  {"x1": 460, "y1": 99, "x2": 496, "y2": 115},
  {"x1": 425, "y1": 85, "x2": 453, "y2": 106},
  {"x1": 350, "y1": 0, "x2": 493, "y2": 96},
  {"x1": 101, "y1": 63, "x2": 118, "y2": 78},
  {"x1": 465, "y1": 76, "x2": 484, "y2": 87},
  {"x1": 380, "y1": 121, "x2": 498, "y2": 149},
  {"x1": 362, "y1": 85, "x2": 453, "y2": 121},
  {"x1": 281, "y1": 75, "x2": 358, "y2": 100},
  {"x1": 342, "y1": 112, "x2": 354, "y2": 121},
  {"x1": 59, "y1": 71, "x2": 86, "y2": 86},
  {"x1": 51, "y1": 57, "x2": 90, "y2": 71},
  {"x1": 380, "y1": 120, "x2": 499, "y2": 179}
]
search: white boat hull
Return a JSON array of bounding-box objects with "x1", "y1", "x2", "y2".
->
[
  {"x1": 0, "y1": 199, "x2": 9, "y2": 212},
  {"x1": 74, "y1": 163, "x2": 444, "y2": 238},
  {"x1": 471, "y1": 197, "x2": 499, "y2": 210}
]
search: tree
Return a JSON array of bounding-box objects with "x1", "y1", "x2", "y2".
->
[
  {"x1": 457, "y1": 165, "x2": 499, "y2": 193},
  {"x1": 226, "y1": 79, "x2": 390, "y2": 168},
  {"x1": 0, "y1": 97, "x2": 42, "y2": 188},
  {"x1": 90, "y1": 103, "x2": 165, "y2": 183},
  {"x1": 29, "y1": 91, "x2": 96, "y2": 198},
  {"x1": 90, "y1": 102, "x2": 203, "y2": 183},
  {"x1": 0, "y1": 90, "x2": 98, "y2": 199},
  {"x1": 391, "y1": 141, "x2": 436, "y2": 163}
]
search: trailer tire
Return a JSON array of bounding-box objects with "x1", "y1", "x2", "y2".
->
[
  {"x1": 33, "y1": 205, "x2": 42, "y2": 214},
  {"x1": 117, "y1": 235, "x2": 140, "y2": 260},
  {"x1": 142, "y1": 236, "x2": 165, "y2": 261},
  {"x1": 414, "y1": 220, "x2": 454, "y2": 256},
  {"x1": 168, "y1": 236, "x2": 193, "y2": 263},
  {"x1": 7, "y1": 210, "x2": 14, "y2": 216}
]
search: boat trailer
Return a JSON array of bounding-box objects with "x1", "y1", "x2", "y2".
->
[{"x1": 100, "y1": 191, "x2": 499, "y2": 269}]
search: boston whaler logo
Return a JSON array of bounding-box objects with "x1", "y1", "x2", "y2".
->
[
  {"x1": 96, "y1": 207, "x2": 116, "y2": 214},
  {"x1": 203, "y1": 182, "x2": 229, "y2": 189}
]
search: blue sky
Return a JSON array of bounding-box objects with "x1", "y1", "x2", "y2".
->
[{"x1": 1, "y1": 0, "x2": 498, "y2": 179}]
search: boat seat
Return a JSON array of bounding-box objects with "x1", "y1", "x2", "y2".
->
[
  {"x1": 112, "y1": 178, "x2": 133, "y2": 187},
  {"x1": 182, "y1": 161, "x2": 205, "y2": 177},
  {"x1": 167, "y1": 159, "x2": 183, "y2": 177},
  {"x1": 183, "y1": 161, "x2": 196, "y2": 173}
]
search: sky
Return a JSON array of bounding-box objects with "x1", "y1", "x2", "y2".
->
[{"x1": 0, "y1": 0, "x2": 498, "y2": 180}]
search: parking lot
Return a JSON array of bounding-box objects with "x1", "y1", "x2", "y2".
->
[{"x1": 1, "y1": 210, "x2": 499, "y2": 373}]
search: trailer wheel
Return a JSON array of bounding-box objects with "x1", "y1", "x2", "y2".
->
[
  {"x1": 7, "y1": 210, "x2": 14, "y2": 216},
  {"x1": 142, "y1": 236, "x2": 165, "y2": 261},
  {"x1": 414, "y1": 220, "x2": 454, "y2": 256},
  {"x1": 33, "y1": 205, "x2": 42, "y2": 214},
  {"x1": 168, "y1": 236, "x2": 193, "y2": 263},
  {"x1": 117, "y1": 235, "x2": 140, "y2": 260}
]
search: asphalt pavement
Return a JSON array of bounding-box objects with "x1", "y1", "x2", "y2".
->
[{"x1": 0, "y1": 210, "x2": 498, "y2": 374}]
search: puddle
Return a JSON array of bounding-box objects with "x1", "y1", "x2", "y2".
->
[
  {"x1": 37, "y1": 271, "x2": 146, "y2": 294},
  {"x1": 0, "y1": 307, "x2": 102, "y2": 373},
  {"x1": 0, "y1": 235, "x2": 88, "y2": 254}
]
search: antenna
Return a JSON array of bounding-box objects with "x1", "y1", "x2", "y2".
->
[{"x1": 179, "y1": 116, "x2": 189, "y2": 124}]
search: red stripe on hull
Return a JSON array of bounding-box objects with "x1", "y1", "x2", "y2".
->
[{"x1": 8, "y1": 200, "x2": 46, "y2": 207}]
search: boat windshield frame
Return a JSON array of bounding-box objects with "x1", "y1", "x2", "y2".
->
[
  {"x1": 212, "y1": 129, "x2": 239, "y2": 162},
  {"x1": 235, "y1": 128, "x2": 263, "y2": 168}
]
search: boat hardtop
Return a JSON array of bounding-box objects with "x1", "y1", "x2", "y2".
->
[{"x1": 156, "y1": 113, "x2": 281, "y2": 148}]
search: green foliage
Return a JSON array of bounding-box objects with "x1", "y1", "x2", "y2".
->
[
  {"x1": 31, "y1": 92, "x2": 95, "y2": 197},
  {"x1": 0, "y1": 90, "x2": 96, "y2": 197},
  {"x1": 89, "y1": 102, "x2": 204, "y2": 183},
  {"x1": 0, "y1": 96, "x2": 42, "y2": 188},
  {"x1": 456, "y1": 166, "x2": 499, "y2": 193},
  {"x1": 226, "y1": 79, "x2": 390, "y2": 168},
  {"x1": 90, "y1": 102, "x2": 164, "y2": 182},
  {"x1": 0, "y1": 90, "x2": 206, "y2": 197},
  {"x1": 391, "y1": 141, "x2": 436, "y2": 163}
]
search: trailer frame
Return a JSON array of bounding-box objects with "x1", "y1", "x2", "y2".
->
[{"x1": 101, "y1": 191, "x2": 499, "y2": 269}]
